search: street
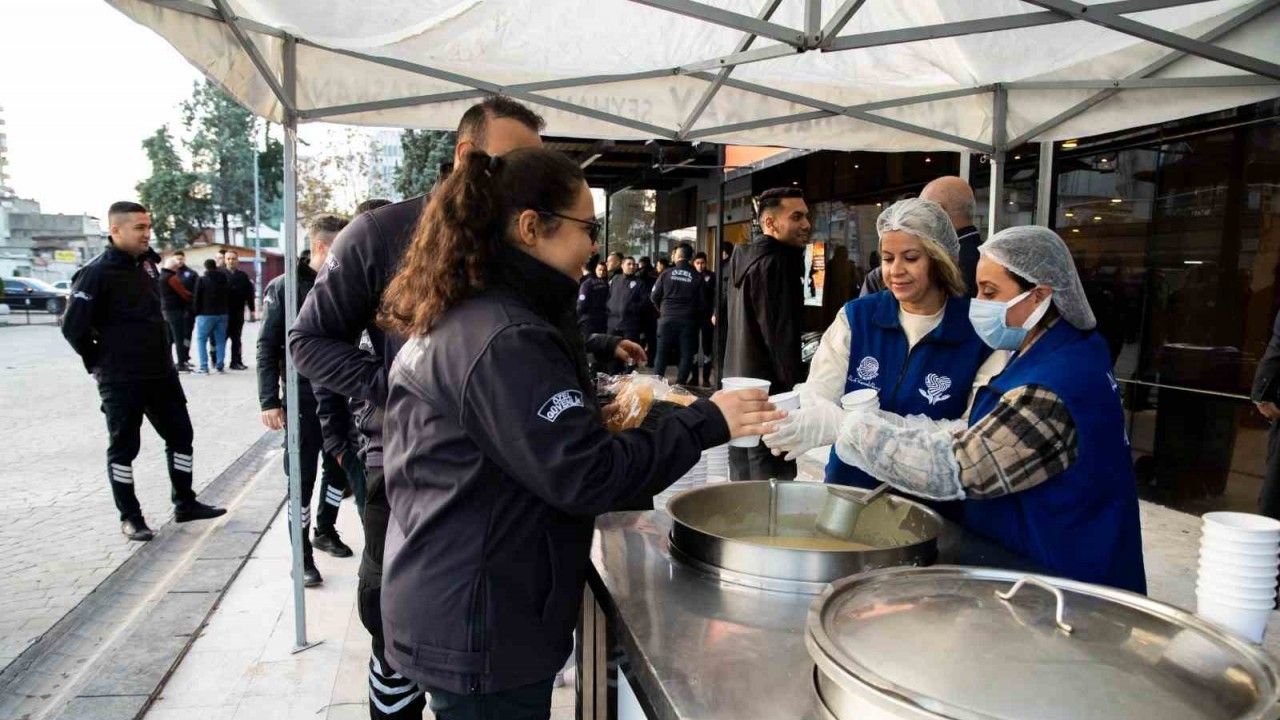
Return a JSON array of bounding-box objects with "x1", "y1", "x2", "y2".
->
[{"x1": 0, "y1": 320, "x2": 268, "y2": 670}]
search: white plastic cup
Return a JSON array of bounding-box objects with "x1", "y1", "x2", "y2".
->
[
  {"x1": 1203, "y1": 512, "x2": 1280, "y2": 542},
  {"x1": 1197, "y1": 592, "x2": 1272, "y2": 643},
  {"x1": 1197, "y1": 583, "x2": 1277, "y2": 605},
  {"x1": 1198, "y1": 566, "x2": 1279, "y2": 590},
  {"x1": 840, "y1": 388, "x2": 879, "y2": 412},
  {"x1": 1200, "y1": 546, "x2": 1280, "y2": 570},
  {"x1": 722, "y1": 377, "x2": 772, "y2": 448},
  {"x1": 1201, "y1": 536, "x2": 1280, "y2": 558},
  {"x1": 769, "y1": 391, "x2": 801, "y2": 413}
]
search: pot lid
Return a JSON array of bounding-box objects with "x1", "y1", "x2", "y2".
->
[{"x1": 807, "y1": 566, "x2": 1280, "y2": 720}]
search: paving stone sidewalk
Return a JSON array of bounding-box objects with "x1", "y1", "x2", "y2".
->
[{"x1": 0, "y1": 322, "x2": 269, "y2": 670}]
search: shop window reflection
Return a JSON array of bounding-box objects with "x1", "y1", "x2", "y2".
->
[{"x1": 1057, "y1": 125, "x2": 1279, "y2": 514}]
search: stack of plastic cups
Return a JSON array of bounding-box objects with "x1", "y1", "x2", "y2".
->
[
  {"x1": 1196, "y1": 511, "x2": 1280, "y2": 643},
  {"x1": 705, "y1": 445, "x2": 730, "y2": 483}
]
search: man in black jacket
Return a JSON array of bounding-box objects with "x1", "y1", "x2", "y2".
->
[
  {"x1": 158, "y1": 256, "x2": 194, "y2": 371},
  {"x1": 1255, "y1": 309, "x2": 1280, "y2": 518},
  {"x1": 606, "y1": 256, "x2": 648, "y2": 348},
  {"x1": 289, "y1": 96, "x2": 545, "y2": 720},
  {"x1": 62, "y1": 202, "x2": 225, "y2": 541},
  {"x1": 859, "y1": 176, "x2": 981, "y2": 297},
  {"x1": 650, "y1": 243, "x2": 704, "y2": 384},
  {"x1": 224, "y1": 251, "x2": 256, "y2": 370},
  {"x1": 576, "y1": 260, "x2": 609, "y2": 337},
  {"x1": 693, "y1": 251, "x2": 716, "y2": 386},
  {"x1": 724, "y1": 187, "x2": 810, "y2": 481},
  {"x1": 258, "y1": 215, "x2": 353, "y2": 587},
  {"x1": 192, "y1": 259, "x2": 230, "y2": 374}
]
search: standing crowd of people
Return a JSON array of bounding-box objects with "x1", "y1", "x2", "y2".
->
[{"x1": 63, "y1": 91, "x2": 1280, "y2": 720}]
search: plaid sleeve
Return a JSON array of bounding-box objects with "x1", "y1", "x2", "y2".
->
[{"x1": 951, "y1": 385, "x2": 1077, "y2": 498}]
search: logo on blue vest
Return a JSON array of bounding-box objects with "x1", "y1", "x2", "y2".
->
[
  {"x1": 538, "y1": 389, "x2": 584, "y2": 422},
  {"x1": 919, "y1": 373, "x2": 952, "y2": 406},
  {"x1": 855, "y1": 356, "x2": 879, "y2": 384}
]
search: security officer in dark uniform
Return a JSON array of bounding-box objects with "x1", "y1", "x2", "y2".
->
[
  {"x1": 650, "y1": 243, "x2": 704, "y2": 384},
  {"x1": 257, "y1": 215, "x2": 354, "y2": 587},
  {"x1": 62, "y1": 201, "x2": 226, "y2": 541},
  {"x1": 606, "y1": 256, "x2": 648, "y2": 346}
]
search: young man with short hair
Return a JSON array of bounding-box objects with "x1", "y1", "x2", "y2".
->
[
  {"x1": 724, "y1": 187, "x2": 811, "y2": 481},
  {"x1": 62, "y1": 201, "x2": 225, "y2": 541}
]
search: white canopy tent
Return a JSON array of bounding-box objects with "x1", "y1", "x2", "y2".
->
[{"x1": 106, "y1": 0, "x2": 1280, "y2": 647}]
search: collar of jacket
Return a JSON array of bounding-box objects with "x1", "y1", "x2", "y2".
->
[
  {"x1": 103, "y1": 243, "x2": 147, "y2": 266},
  {"x1": 490, "y1": 242, "x2": 578, "y2": 323},
  {"x1": 870, "y1": 291, "x2": 973, "y2": 346},
  {"x1": 296, "y1": 257, "x2": 317, "y2": 282},
  {"x1": 957, "y1": 225, "x2": 980, "y2": 244}
]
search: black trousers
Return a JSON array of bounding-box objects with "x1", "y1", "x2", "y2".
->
[
  {"x1": 163, "y1": 310, "x2": 189, "y2": 365},
  {"x1": 653, "y1": 319, "x2": 698, "y2": 385},
  {"x1": 227, "y1": 311, "x2": 246, "y2": 365},
  {"x1": 698, "y1": 320, "x2": 714, "y2": 385},
  {"x1": 358, "y1": 466, "x2": 426, "y2": 719},
  {"x1": 1260, "y1": 421, "x2": 1280, "y2": 519},
  {"x1": 283, "y1": 388, "x2": 347, "y2": 543},
  {"x1": 425, "y1": 678, "x2": 555, "y2": 720},
  {"x1": 728, "y1": 443, "x2": 797, "y2": 482},
  {"x1": 98, "y1": 374, "x2": 197, "y2": 521}
]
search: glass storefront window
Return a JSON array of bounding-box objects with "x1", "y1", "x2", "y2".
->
[{"x1": 1057, "y1": 123, "x2": 1280, "y2": 514}]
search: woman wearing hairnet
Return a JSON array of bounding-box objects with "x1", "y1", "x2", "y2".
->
[
  {"x1": 799, "y1": 198, "x2": 1004, "y2": 519},
  {"x1": 766, "y1": 226, "x2": 1145, "y2": 593}
]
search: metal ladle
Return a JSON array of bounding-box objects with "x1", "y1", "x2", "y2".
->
[{"x1": 815, "y1": 482, "x2": 891, "y2": 540}]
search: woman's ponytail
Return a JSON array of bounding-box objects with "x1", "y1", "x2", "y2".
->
[{"x1": 379, "y1": 146, "x2": 586, "y2": 336}]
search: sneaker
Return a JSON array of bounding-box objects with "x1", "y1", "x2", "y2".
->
[
  {"x1": 174, "y1": 500, "x2": 227, "y2": 523},
  {"x1": 302, "y1": 558, "x2": 323, "y2": 587},
  {"x1": 312, "y1": 528, "x2": 353, "y2": 558},
  {"x1": 121, "y1": 517, "x2": 154, "y2": 542},
  {"x1": 229, "y1": 362, "x2": 248, "y2": 371},
  {"x1": 193, "y1": 368, "x2": 209, "y2": 375}
]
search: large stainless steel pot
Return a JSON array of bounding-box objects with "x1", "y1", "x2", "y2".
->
[
  {"x1": 668, "y1": 481, "x2": 943, "y2": 592},
  {"x1": 807, "y1": 566, "x2": 1280, "y2": 719}
]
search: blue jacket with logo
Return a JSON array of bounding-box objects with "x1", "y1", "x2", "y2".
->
[
  {"x1": 964, "y1": 321, "x2": 1146, "y2": 593},
  {"x1": 825, "y1": 292, "x2": 990, "y2": 518}
]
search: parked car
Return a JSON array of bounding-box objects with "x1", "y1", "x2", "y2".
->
[
  {"x1": 2, "y1": 277, "x2": 69, "y2": 314},
  {"x1": 52, "y1": 280, "x2": 71, "y2": 291}
]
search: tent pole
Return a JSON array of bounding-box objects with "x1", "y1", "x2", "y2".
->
[
  {"x1": 987, "y1": 85, "x2": 1007, "y2": 235},
  {"x1": 278, "y1": 34, "x2": 315, "y2": 654},
  {"x1": 712, "y1": 144, "x2": 726, "y2": 387},
  {"x1": 604, "y1": 191, "x2": 612, "y2": 257},
  {"x1": 1035, "y1": 141, "x2": 1055, "y2": 227},
  {"x1": 958, "y1": 151, "x2": 971, "y2": 183}
]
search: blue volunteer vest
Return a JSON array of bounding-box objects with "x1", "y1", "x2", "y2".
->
[
  {"x1": 964, "y1": 320, "x2": 1147, "y2": 594},
  {"x1": 826, "y1": 292, "x2": 991, "y2": 521}
]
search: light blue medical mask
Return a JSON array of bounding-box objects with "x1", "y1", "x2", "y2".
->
[{"x1": 969, "y1": 290, "x2": 1050, "y2": 350}]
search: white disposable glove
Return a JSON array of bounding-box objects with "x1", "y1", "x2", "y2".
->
[
  {"x1": 834, "y1": 409, "x2": 967, "y2": 501},
  {"x1": 762, "y1": 392, "x2": 845, "y2": 462}
]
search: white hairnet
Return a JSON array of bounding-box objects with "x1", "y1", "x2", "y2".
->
[
  {"x1": 876, "y1": 198, "x2": 960, "y2": 260},
  {"x1": 979, "y1": 226, "x2": 1097, "y2": 331}
]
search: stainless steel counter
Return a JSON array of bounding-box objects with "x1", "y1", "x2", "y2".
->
[{"x1": 584, "y1": 505, "x2": 1039, "y2": 720}]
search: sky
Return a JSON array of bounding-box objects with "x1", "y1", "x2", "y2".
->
[
  {"x1": 1, "y1": 0, "x2": 203, "y2": 219},
  {"x1": 0, "y1": 0, "x2": 608, "y2": 223}
]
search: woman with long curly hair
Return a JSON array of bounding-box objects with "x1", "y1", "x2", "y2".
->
[{"x1": 377, "y1": 147, "x2": 780, "y2": 719}]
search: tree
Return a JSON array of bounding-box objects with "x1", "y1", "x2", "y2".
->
[
  {"x1": 396, "y1": 129, "x2": 454, "y2": 197},
  {"x1": 136, "y1": 126, "x2": 208, "y2": 250},
  {"x1": 182, "y1": 79, "x2": 257, "y2": 245},
  {"x1": 256, "y1": 134, "x2": 284, "y2": 230},
  {"x1": 297, "y1": 154, "x2": 338, "y2": 221},
  {"x1": 608, "y1": 190, "x2": 656, "y2": 257}
]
